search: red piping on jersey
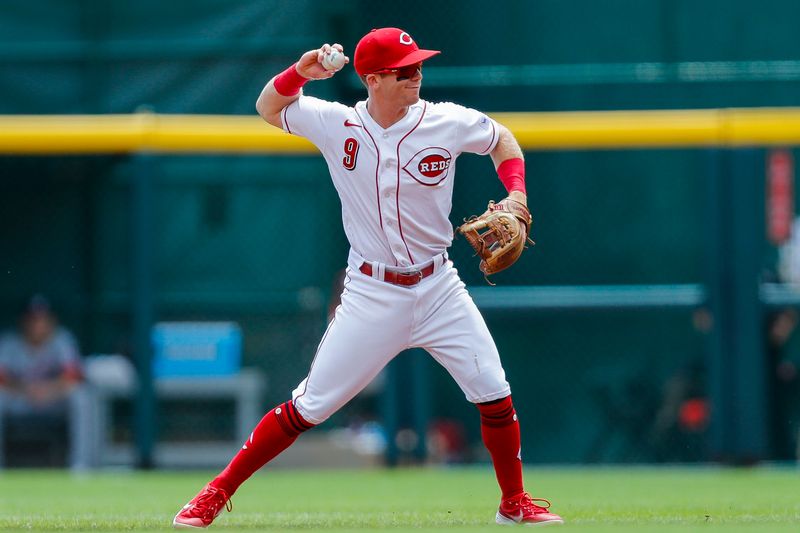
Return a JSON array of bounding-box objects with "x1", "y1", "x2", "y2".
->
[
  {"x1": 396, "y1": 101, "x2": 427, "y2": 265},
  {"x1": 481, "y1": 119, "x2": 496, "y2": 154},
  {"x1": 355, "y1": 108, "x2": 384, "y2": 232},
  {"x1": 282, "y1": 105, "x2": 292, "y2": 134}
]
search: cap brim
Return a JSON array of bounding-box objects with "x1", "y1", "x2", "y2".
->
[{"x1": 387, "y1": 49, "x2": 441, "y2": 69}]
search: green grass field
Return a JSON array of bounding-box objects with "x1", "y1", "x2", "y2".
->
[{"x1": 0, "y1": 466, "x2": 798, "y2": 532}]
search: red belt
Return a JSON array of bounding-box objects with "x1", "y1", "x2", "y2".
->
[{"x1": 359, "y1": 262, "x2": 436, "y2": 287}]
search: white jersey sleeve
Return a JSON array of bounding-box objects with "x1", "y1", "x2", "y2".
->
[
  {"x1": 280, "y1": 95, "x2": 346, "y2": 150},
  {"x1": 448, "y1": 103, "x2": 500, "y2": 155}
]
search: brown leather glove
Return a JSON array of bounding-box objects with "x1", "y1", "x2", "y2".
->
[{"x1": 457, "y1": 197, "x2": 534, "y2": 281}]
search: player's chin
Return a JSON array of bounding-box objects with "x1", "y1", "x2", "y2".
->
[{"x1": 404, "y1": 89, "x2": 421, "y2": 104}]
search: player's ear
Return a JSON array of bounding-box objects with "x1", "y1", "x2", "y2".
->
[{"x1": 365, "y1": 73, "x2": 381, "y2": 90}]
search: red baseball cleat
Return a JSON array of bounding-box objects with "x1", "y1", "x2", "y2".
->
[
  {"x1": 495, "y1": 493, "x2": 564, "y2": 526},
  {"x1": 173, "y1": 484, "x2": 232, "y2": 529}
]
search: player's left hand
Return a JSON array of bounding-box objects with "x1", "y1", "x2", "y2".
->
[
  {"x1": 508, "y1": 190, "x2": 527, "y2": 208},
  {"x1": 457, "y1": 196, "x2": 534, "y2": 281}
]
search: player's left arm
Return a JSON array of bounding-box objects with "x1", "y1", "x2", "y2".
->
[{"x1": 489, "y1": 125, "x2": 527, "y2": 206}]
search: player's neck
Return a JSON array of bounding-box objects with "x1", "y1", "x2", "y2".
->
[{"x1": 366, "y1": 98, "x2": 410, "y2": 129}]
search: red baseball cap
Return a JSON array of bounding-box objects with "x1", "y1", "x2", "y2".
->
[{"x1": 354, "y1": 28, "x2": 440, "y2": 76}]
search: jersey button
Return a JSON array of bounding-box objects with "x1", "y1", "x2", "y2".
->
[{"x1": 382, "y1": 133, "x2": 389, "y2": 139}]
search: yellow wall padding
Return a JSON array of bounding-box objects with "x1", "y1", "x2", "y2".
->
[{"x1": 1, "y1": 108, "x2": 800, "y2": 154}]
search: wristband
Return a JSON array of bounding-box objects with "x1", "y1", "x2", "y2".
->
[
  {"x1": 496, "y1": 158, "x2": 526, "y2": 195},
  {"x1": 273, "y1": 63, "x2": 309, "y2": 96}
]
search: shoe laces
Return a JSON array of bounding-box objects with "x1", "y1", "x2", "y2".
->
[
  {"x1": 514, "y1": 493, "x2": 552, "y2": 514},
  {"x1": 193, "y1": 486, "x2": 233, "y2": 521}
]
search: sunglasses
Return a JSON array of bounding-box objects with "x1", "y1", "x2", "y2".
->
[{"x1": 374, "y1": 63, "x2": 422, "y2": 81}]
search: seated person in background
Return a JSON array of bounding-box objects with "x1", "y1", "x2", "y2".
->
[
  {"x1": 0, "y1": 294, "x2": 93, "y2": 468},
  {"x1": 0, "y1": 294, "x2": 84, "y2": 413}
]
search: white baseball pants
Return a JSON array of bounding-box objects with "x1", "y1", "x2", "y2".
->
[{"x1": 291, "y1": 252, "x2": 511, "y2": 424}]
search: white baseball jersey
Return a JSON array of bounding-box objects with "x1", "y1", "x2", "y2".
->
[
  {"x1": 281, "y1": 96, "x2": 499, "y2": 268},
  {"x1": 278, "y1": 95, "x2": 510, "y2": 424}
]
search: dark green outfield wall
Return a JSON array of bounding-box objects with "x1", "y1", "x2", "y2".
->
[{"x1": 2, "y1": 0, "x2": 798, "y2": 462}]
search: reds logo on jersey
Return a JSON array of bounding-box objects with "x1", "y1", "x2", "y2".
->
[{"x1": 403, "y1": 147, "x2": 453, "y2": 186}]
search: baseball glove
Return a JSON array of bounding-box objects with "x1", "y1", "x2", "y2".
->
[{"x1": 457, "y1": 197, "x2": 534, "y2": 282}]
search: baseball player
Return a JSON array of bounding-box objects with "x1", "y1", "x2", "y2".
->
[{"x1": 173, "y1": 27, "x2": 563, "y2": 528}]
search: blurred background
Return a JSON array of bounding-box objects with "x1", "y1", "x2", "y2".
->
[{"x1": 1, "y1": 0, "x2": 799, "y2": 471}]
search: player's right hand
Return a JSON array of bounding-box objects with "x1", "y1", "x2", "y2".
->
[{"x1": 296, "y1": 43, "x2": 348, "y2": 80}]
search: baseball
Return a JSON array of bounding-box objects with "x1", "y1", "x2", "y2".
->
[{"x1": 322, "y1": 49, "x2": 346, "y2": 71}]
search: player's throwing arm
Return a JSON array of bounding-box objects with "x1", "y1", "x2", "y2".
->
[{"x1": 256, "y1": 44, "x2": 349, "y2": 129}]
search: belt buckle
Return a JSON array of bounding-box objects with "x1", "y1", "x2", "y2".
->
[{"x1": 399, "y1": 269, "x2": 423, "y2": 285}]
